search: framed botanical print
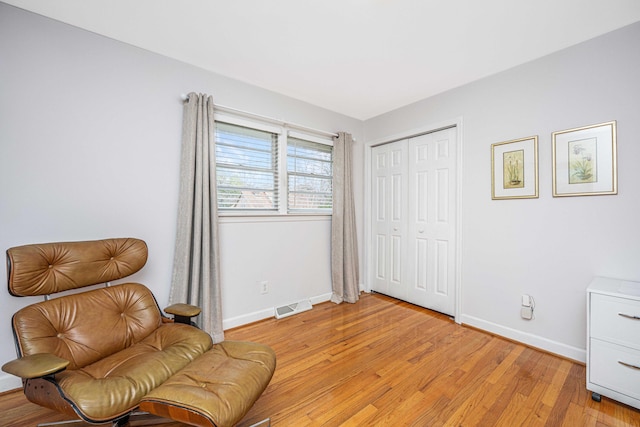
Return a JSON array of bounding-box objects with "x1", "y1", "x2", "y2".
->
[
  {"x1": 552, "y1": 121, "x2": 617, "y2": 197},
  {"x1": 491, "y1": 136, "x2": 539, "y2": 200}
]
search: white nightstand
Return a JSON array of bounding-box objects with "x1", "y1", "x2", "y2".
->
[{"x1": 587, "y1": 277, "x2": 640, "y2": 409}]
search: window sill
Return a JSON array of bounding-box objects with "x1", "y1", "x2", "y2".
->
[{"x1": 219, "y1": 213, "x2": 331, "y2": 224}]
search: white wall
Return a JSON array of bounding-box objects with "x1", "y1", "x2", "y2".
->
[
  {"x1": 0, "y1": 3, "x2": 363, "y2": 391},
  {"x1": 364, "y1": 22, "x2": 640, "y2": 361}
]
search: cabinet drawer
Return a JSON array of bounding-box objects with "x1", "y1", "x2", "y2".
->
[
  {"x1": 590, "y1": 339, "x2": 640, "y2": 401},
  {"x1": 590, "y1": 293, "x2": 640, "y2": 348}
]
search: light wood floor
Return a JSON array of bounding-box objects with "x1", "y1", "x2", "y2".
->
[{"x1": 2, "y1": 293, "x2": 639, "y2": 426}]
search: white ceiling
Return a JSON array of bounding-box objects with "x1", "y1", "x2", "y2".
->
[{"x1": 4, "y1": 0, "x2": 640, "y2": 120}]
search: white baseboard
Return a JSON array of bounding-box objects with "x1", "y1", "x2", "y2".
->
[
  {"x1": 310, "y1": 292, "x2": 332, "y2": 305},
  {"x1": 223, "y1": 292, "x2": 333, "y2": 331},
  {"x1": 223, "y1": 307, "x2": 275, "y2": 330},
  {"x1": 0, "y1": 372, "x2": 22, "y2": 393},
  {"x1": 460, "y1": 314, "x2": 586, "y2": 363}
]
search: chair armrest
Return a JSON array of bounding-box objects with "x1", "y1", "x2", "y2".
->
[
  {"x1": 2, "y1": 353, "x2": 69, "y2": 379},
  {"x1": 164, "y1": 303, "x2": 202, "y2": 325}
]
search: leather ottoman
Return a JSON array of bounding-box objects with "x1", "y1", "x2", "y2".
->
[{"x1": 140, "y1": 341, "x2": 276, "y2": 427}]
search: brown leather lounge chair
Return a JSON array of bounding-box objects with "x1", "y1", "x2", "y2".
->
[{"x1": 1, "y1": 238, "x2": 276, "y2": 427}]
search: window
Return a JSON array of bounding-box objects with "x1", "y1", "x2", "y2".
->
[
  {"x1": 287, "y1": 137, "x2": 332, "y2": 212},
  {"x1": 215, "y1": 122, "x2": 279, "y2": 211},
  {"x1": 214, "y1": 118, "x2": 333, "y2": 215}
]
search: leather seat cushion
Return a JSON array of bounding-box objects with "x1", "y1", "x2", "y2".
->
[{"x1": 53, "y1": 323, "x2": 213, "y2": 421}]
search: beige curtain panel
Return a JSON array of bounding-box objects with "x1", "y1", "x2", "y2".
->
[
  {"x1": 331, "y1": 132, "x2": 360, "y2": 304},
  {"x1": 169, "y1": 92, "x2": 224, "y2": 343}
]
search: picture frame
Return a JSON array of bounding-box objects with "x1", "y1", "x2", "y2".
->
[
  {"x1": 552, "y1": 121, "x2": 617, "y2": 197},
  {"x1": 491, "y1": 136, "x2": 539, "y2": 200}
]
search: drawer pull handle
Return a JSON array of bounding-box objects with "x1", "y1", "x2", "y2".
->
[
  {"x1": 618, "y1": 361, "x2": 640, "y2": 371},
  {"x1": 618, "y1": 313, "x2": 640, "y2": 320}
]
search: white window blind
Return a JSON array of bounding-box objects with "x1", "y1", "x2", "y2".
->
[
  {"x1": 287, "y1": 137, "x2": 333, "y2": 212},
  {"x1": 215, "y1": 122, "x2": 278, "y2": 211}
]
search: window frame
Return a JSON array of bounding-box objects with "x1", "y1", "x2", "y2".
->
[{"x1": 213, "y1": 111, "x2": 334, "y2": 217}]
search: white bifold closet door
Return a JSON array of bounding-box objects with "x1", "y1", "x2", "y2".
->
[{"x1": 371, "y1": 127, "x2": 457, "y2": 316}]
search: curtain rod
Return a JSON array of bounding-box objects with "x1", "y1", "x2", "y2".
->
[{"x1": 181, "y1": 94, "x2": 339, "y2": 139}]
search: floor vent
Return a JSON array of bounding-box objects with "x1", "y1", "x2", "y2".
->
[{"x1": 274, "y1": 299, "x2": 312, "y2": 319}]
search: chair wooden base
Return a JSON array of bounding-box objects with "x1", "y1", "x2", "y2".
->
[
  {"x1": 35, "y1": 411, "x2": 174, "y2": 427},
  {"x1": 36, "y1": 414, "x2": 271, "y2": 427}
]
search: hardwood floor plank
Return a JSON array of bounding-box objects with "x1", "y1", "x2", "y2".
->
[
  {"x1": 522, "y1": 401, "x2": 552, "y2": 427},
  {"x1": 541, "y1": 359, "x2": 572, "y2": 407},
  {"x1": 486, "y1": 343, "x2": 525, "y2": 384},
  {"x1": 562, "y1": 401, "x2": 598, "y2": 427},
  {"x1": 2, "y1": 293, "x2": 639, "y2": 426}
]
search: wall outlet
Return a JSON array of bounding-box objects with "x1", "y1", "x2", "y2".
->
[
  {"x1": 521, "y1": 294, "x2": 534, "y2": 320},
  {"x1": 259, "y1": 281, "x2": 269, "y2": 294}
]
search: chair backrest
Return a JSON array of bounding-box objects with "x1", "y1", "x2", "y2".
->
[
  {"x1": 12, "y1": 283, "x2": 163, "y2": 369},
  {"x1": 7, "y1": 238, "x2": 162, "y2": 369}
]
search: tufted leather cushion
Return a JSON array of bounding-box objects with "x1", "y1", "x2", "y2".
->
[
  {"x1": 13, "y1": 283, "x2": 165, "y2": 368},
  {"x1": 13, "y1": 282, "x2": 213, "y2": 422},
  {"x1": 7, "y1": 238, "x2": 147, "y2": 296},
  {"x1": 50, "y1": 323, "x2": 212, "y2": 421},
  {"x1": 140, "y1": 341, "x2": 276, "y2": 427}
]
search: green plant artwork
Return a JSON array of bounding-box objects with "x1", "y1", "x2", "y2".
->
[
  {"x1": 503, "y1": 149, "x2": 524, "y2": 189},
  {"x1": 568, "y1": 138, "x2": 597, "y2": 184}
]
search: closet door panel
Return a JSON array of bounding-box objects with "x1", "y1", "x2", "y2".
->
[
  {"x1": 371, "y1": 146, "x2": 389, "y2": 295},
  {"x1": 371, "y1": 141, "x2": 408, "y2": 300},
  {"x1": 407, "y1": 128, "x2": 457, "y2": 316}
]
